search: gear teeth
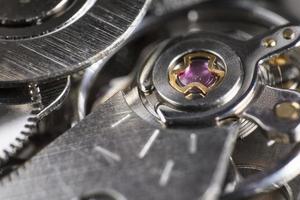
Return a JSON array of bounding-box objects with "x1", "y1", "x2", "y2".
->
[
  {"x1": 24, "y1": 124, "x2": 36, "y2": 129},
  {"x1": 3, "y1": 151, "x2": 10, "y2": 159},
  {"x1": 27, "y1": 117, "x2": 38, "y2": 123},
  {"x1": 29, "y1": 82, "x2": 44, "y2": 113},
  {"x1": 0, "y1": 78, "x2": 70, "y2": 182},
  {"x1": 31, "y1": 110, "x2": 40, "y2": 115},
  {"x1": 15, "y1": 138, "x2": 26, "y2": 143},
  {"x1": 20, "y1": 131, "x2": 31, "y2": 137},
  {"x1": 0, "y1": 83, "x2": 43, "y2": 164},
  {"x1": 9, "y1": 144, "x2": 17, "y2": 149},
  {"x1": 24, "y1": 83, "x2": 43, "y2": 138}
]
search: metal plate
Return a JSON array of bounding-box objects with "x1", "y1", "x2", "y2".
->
[
  {"x1": 0, "y1": 0, "x2": 150, "y2": 86},
  {"x1": 0, "y1": 92, "x2": 239, "y2": 200}
]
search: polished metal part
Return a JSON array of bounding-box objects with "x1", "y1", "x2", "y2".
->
[
  {"x1": 130, "y1": 23, "x2": 300, "y2": 200},
  {"x1": 72, "y1": 3, "x2": 300, "y2": 200},
  {"x1": 217, "y1": 25, "x2": 300, "y2": 198},
  {"x1": 2, "y1": 1, "x2": 300, "y2": 200},
  {"x1": 147, "y1": 25, "x2": 300, "y2": 138},
  {"x1": 80, "y1": 1, "x2": 288, "y2": 132},
  {"x1": 0, "y1": 0, "x2": 150, "y2": 85},
  {"x1": 238, "y1": 25, "x2": 300, "y2": 142},
  {"x1": 243, "y1": 85, "x2": 300, "y2": 142},
  {"x1": 152, "y1": 35, "x2": 242, "y2": 110},
  {"x1": 78, "y1": 58, "x2": 109, "y2": 120},
  {"x1": 0, "y1": 92, "x2": 239, "y2": 200},
  {"x1": 38, "y1": 77, "x2": 71, "y2": 120}
]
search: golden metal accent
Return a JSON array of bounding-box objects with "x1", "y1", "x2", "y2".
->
[
  {"x1": 275, "y1": 101, "x2": 300, "y2": 120},
  {"x1": 283, "y1": 28, "x2": 295, "y2": 40},
  {"x1": 262, "y1": 38, "x2": 277, "y2": 48},
  {"x1": 168, "y1": 52, "x2": 225, "y2": 99},
  {"x1": 268, "y1": 55, "x2": 289, "y2": 66}
]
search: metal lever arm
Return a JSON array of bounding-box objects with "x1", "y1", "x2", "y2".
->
[{"x1": 0, "y1": 92, "x2": 239, "y2": 200}]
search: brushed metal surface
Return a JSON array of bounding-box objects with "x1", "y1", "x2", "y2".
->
[
  {"x1": 0, "y1": 0, "x2": 150, "y2": 86},
  {"x1": 0, "y1": 92, "x2": 238, "y2": 200},
  {"x1": 0, "y1": 0, "x2": 65, "y2": 24}
]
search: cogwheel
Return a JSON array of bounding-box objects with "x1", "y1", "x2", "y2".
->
[
  {"x1": 0, "y1": 83, "x2": 41, "y2": 161},
  {"x1": 0, "y1": 77, "x2": 70, "y2": 162}
]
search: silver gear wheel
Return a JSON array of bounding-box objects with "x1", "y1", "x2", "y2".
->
[
  {"x1": 0, "y1": 83, "x2": 42, "y2": 161},
  {"x1": 0, "y1": 77, "x2": 70, "y2": 162}
]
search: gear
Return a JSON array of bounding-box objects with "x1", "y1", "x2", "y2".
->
[
  {"x1": 0, "y1": 77, "x2": 70, "y2": 163},
  {"x1": 0, "y1": 0, "x2": 150, "y2": 85},
  {"x1": 2, "y1": 1, "x2": 300, "y2": 200},
  {"x1": 80, "y1": 1, "x2": 289, "y2": 139}
]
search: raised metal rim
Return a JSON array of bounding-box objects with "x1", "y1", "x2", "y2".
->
[{"x1": 0, "y1": 0, "x2": 151, "y2": 86}]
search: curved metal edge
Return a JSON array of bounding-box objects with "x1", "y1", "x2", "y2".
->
[
  {"x1": 222, "y1": 143, "x2": 300, "y2": 200},
  {"x1": 72, "y1": 0, "x2": 152, "y2": 79},
  {"x1": 37, "y1": 76, "x2": 71, "y2": 120},
  {"x1": 0, "y1": 0, "x2": 152, "y2": 86},
  {"x1": 0, "y1": 77, "x2": 70, "y2": 164},
  {"x1": 242, "y1": 85, "x2": 300, "y2": 143},
  {"x1": 77, "y1": 59, "x2": 110, "y2": 120},
  {"x1": 218, "y1": 25, "x2": 300, "y2": 121}
]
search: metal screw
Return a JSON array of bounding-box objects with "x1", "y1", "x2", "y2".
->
[
  {"x1": 262, "y1": 38, "x2": 277, "y2": 48},
  {"x1": 275, "y1": 102, "x2": 300, "y2": 120},
  {"x1": 283, "y1": 28, "x2": 295, "y2": 40}
]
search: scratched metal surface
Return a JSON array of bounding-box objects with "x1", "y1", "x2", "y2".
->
[
  {"x1": 0, "y1": 92, "x2": 238, "y2": 200},
  {"x1": 0, "y1": 0, "x2": 150, "y2": 86}
]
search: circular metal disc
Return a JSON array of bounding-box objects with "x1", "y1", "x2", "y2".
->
[
  {"x1": 0, "y1": 0, "x2": 63, "y2": 23},
  {"x1": 0, "y1": 0, "x2": 150, "y2": 86}
]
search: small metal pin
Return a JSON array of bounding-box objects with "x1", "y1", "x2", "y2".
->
[
  {"x1": 283, "y1": 28, "x2": 295, "y2": 40},
  {"x1": 262, "y1": 38, "x2": 277, "y2": 48},
  {"x1": 275, "y1": 102, "x2": 300, "y2": 120}
]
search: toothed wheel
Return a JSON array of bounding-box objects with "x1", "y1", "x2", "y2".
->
[
  {"x1": 0, "y1": 78, "x2": 70, "y2": 163},
  {"x1": 0, "y1": 83, "x2": 41, "y2": 161}
]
